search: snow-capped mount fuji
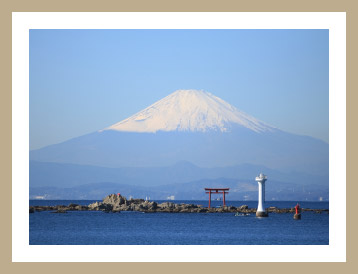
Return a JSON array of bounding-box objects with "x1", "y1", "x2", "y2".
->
[
  {"x1": 30, "y1": 89, "x2": 328, "y2": 176},
  {"x1": 104, "y1": 89, "x2": 274, "y2": 133}
]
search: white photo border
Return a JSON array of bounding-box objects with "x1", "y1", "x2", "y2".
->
[{"x1": 12, "y1": 12, "x2": 346, "y2": 262}]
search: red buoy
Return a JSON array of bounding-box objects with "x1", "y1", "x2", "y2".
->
[
  {"x1": 295, "y1": 203, "x2": 300, "y2": 214},
  {"x1": 294, "y1": 203, "x2": 301, "y2": 220}
]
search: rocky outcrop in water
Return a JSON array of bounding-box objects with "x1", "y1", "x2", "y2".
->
[{"x1": 29, "y1": 194, "x2": 329, "y2": 214}]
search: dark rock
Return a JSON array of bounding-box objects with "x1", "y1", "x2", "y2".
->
[
  {"x1": 88, "y1": 202, "x2": 103, "y2": 210},
  {"x1": 149, "y1": 201, "x2": 157, "y2": 209},
  {"x1": 68, "y1": 203, "x2": 79, "y2": 208},
  {"x1": 223, "y1": 206, "x2": 236, "y2": 212},
  {"x1": 34, "y1": 207, "x2": 45, "y2": 212},
  {"x1": 158, "y1": 202, "x2": 175, "y2": 209},
  {"x1": 28, "y1": 193, "x2": 330, "y2": 215},
  {"x1": 75, "y1": 205, "x2": 86, "y2": 211},
  {"x1": 99, "y1": 203, "x2": 113, "y2": 211},
  {"x1": 132, "y1": 199, "x2": 145, "y2": 204},
  {"x1": 103, "y1": 193, "x2": 127, "y2": 206},
  {"x1": 267, "y1": 206, "x2": 277, "y2": 212}
]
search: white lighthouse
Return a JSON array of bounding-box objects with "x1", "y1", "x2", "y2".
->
[{"x1": 255, "y1": 173, "x2": 268, "y2": 217}]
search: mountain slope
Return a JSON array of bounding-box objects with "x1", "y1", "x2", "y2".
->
[
  {"x1": 104, "y1": 89, "x2": 274, "y2": 133},
  {"x1": 30, "y1": 127, "x2": 328, "y2": 175},
  {"x1": 30, "y1": 89, "x2": 328, "y2": 176}
]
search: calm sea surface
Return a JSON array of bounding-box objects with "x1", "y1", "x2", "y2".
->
[{"x1": 29, "y1": 200, "x2": 329, "y2": 245}]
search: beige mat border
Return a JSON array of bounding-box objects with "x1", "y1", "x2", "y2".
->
[{"x1": 1, "y1": 0, "x2": 355, "y2": 273}]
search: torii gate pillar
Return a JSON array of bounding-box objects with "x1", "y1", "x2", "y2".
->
[{"x1": 204, "y1": 188, "x2": 230, "y2": 208}]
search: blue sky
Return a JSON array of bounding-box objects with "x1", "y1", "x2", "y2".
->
[{"x1": 30, "y1": 29, "x2": 328, "y2": 150}]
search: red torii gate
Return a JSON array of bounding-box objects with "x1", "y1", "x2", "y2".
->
[{"x1": 205, "y1": 188, "x2": 230, "y2": 208}]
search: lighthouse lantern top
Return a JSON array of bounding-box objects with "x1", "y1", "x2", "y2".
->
[{"x1": 255, "y1": 173, "x2": 267, "y2": 181}]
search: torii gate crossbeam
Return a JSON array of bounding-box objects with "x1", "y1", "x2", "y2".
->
[{"x1": 204, "y1": 188, "x2": 230, "y2": 208}]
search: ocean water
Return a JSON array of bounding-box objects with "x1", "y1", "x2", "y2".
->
[{"x1": 29, "y1": 200, "x2": 329, "y2": 245}]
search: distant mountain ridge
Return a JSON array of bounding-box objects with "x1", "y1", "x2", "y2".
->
[{"x1": 30, "y1": 160, "x2": 328, "y2": 188}]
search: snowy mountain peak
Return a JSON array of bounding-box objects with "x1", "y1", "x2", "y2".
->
[{"x1": 103, "y1": 89, "x2": 274, "y2": 133}]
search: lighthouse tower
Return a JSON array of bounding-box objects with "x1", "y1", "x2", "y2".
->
[{"x1": 255, "y1": 173, "x2": 268, "y2": 217}]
